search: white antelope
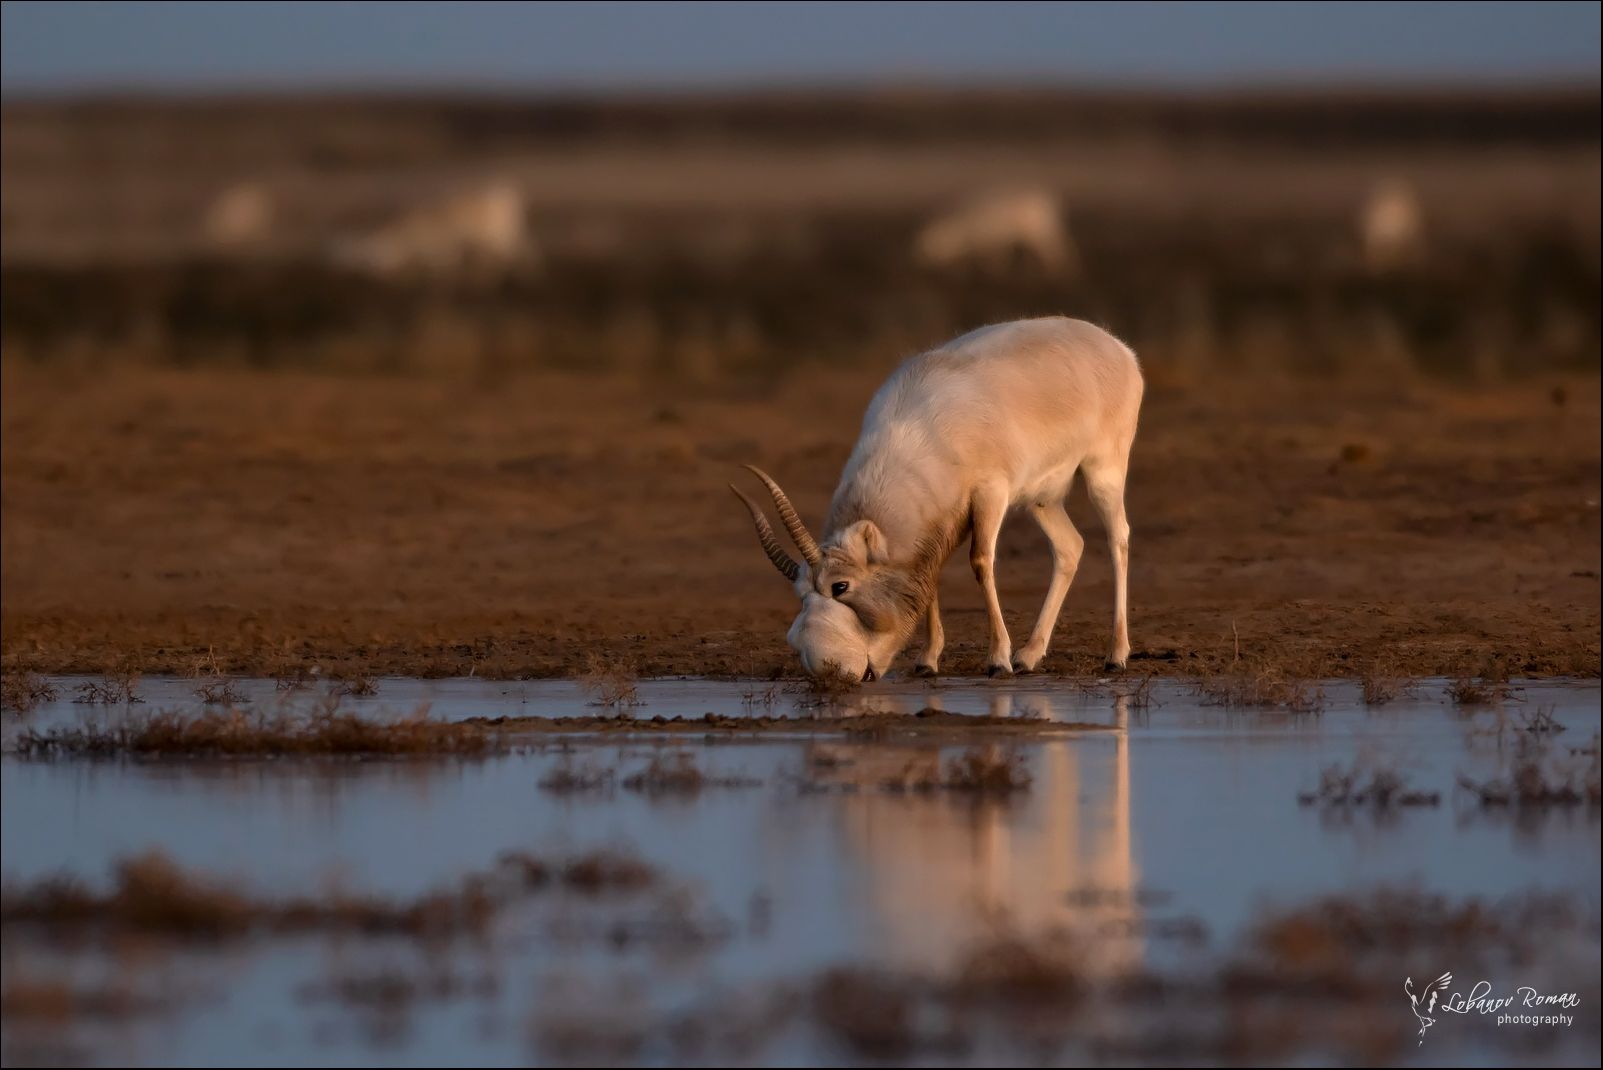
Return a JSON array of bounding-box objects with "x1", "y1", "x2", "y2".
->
[
  {"x1": 329, "y1": 181, "x2": 531, "y2": 277},
  {"x1": 732, "y1": 316, "x2": 1142, "y2": 680},
  {"x1": 914, "y1": 188, "x2": 1075, "y2": 273},
  {"x1": 1360, "y1": 178, "x2": 1426, "y2": 273}
]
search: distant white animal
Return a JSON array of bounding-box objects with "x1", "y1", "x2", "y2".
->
[
  {"x1": 331, "y1": 181, "x2": 531, "y2": 276},
  {"x1": 203, "y1": 183, "x2": 273, "y2": 249},
  {"x1": 1361, "y1": 179, "x2": 1426, "y2": 272},
  {"x1": 914, "y1": 188, "x2": 1075, "y2": 273},
  {"x1": 732, "y1": 316, "x2": 1142, "y2": 680}
]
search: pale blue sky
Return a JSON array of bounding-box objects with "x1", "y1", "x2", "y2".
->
[{"x1": 2, "y1": 1, "x2": 1598, "y2": 94}]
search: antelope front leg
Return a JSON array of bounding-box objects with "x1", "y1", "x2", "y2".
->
[
  {"x1": 968, "y1": 485, "x2": 1012, "y2": 676},
  {"x1": 914, "y1": 592, "x2": 945, "y2": 676}
]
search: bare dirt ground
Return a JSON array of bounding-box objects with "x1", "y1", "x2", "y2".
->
[{"x1": 2, "y1": 360, "x2": 1596, "y2": 680}]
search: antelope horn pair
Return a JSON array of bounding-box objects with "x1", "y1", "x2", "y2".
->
[{"x1": 729, "y1": 464, "x2": 821, "y2": 581}]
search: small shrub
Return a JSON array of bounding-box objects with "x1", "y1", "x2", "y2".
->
[
  {"x1": 194, "y1": 678, "x2": 247, "y2": 705},
  {"x1": 578, "y1": 654, "x2": 640, "y2": 709},
  {"x1": 1197, "y1": 669, "x2": 1324, "y2": 713},
  {"x1": 1, "y1": 672, "x2": 58, "y2": 714},
  {"x1": 331, "y1": 675, "x2": 379, "y2": 698},
  {"x1": 71, "y1": 672, "x2": 143, "y2": 706}
]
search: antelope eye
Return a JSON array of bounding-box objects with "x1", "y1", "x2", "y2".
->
[{"x1": 831, "y1": 581, "x2": 849, "y2": 597}]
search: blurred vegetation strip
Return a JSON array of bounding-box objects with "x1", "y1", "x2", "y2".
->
[
  {"x1": 1, "y1": 217, "x2": 1596, "y2": 380},
  {"x1": 12, "y1": 705, "x2": 501, "y2": 758},
  {"x1": 0, "y1": 848, "x2": 662, "y2": 941}
]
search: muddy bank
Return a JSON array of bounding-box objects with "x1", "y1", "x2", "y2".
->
[
  {"x1": 464, "y1": 708, "x2": 1106, "y2": 738},
  {"x1": 3, "y1": 369, "x2": 1596, "y2": 680}
]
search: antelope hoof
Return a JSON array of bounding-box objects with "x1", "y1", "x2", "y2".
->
[
  {"x1": 912, "y1": 663, "x2": 939, "y2": 678},
  {"x1": 987, "y1": 662, "x2": 1013, "y2": 679},
  {"x1": 1103, "y1": 658, "x2": 1127, "y2": 672},
  {"x1": 1010, "y1": 658, "x2": 1038, "y2": 676}
]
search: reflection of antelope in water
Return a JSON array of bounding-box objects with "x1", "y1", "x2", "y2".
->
[{"x1": 812, "y1": 697, "x2": 1141, "y2": 974}]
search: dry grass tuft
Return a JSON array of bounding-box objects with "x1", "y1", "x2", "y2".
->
[
  {"x1": 12, "y1": 704, "x2": 498, "y2": 758},
  {"x1": 331, "y1": 675, "x2": 379, "y2": 698},
  {"x1": 1197, "y1": 668, "x2": 1325, "y2": 713},
  {"x1": 740, "y1": 682, "x2": 780, "y2": 710},
  {"x1": 1358, "y1": 664, "x2": 1416, "y2": 706},
  {"x1": 1445, "y1": 656, "x2": 1516, "y2": 707},
  {"x1": 790, "y1": 665, "x2": 861, "y2": 708},
  {"x1": 1111, "y1": 673, "x2": 1157, "y2": 710},
  {"x1": 1, "y1": 672, "x2": 58, "y2": 714},
  {"x1": 70, "y1": 672, "x2": 143, "y2": 706},
  {"x1": 273, "y1": 663, "x2": 318, "y2": 692},
  {"x1": 1445, "y1": 676, "x2": 1513, "y2": 706},
  {"x1": 579, "y1": 654, "x2": 641, "y2": 709},
  {"x1": 194, "y1": 677, "x2": 247, "y2": 705}
]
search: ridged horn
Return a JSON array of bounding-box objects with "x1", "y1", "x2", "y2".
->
[
  {"x1": 729, "y1": 484, "x2": 800, "y2": 582},
  {"x1": 743, "y1": 464, "x2": 821, "y2": 569}
]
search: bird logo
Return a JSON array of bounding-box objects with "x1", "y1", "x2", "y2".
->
[{"x1": 1405, "y1": 972, "x2": 1454, "y2": 1044}]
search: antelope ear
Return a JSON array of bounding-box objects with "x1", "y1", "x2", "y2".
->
[{"x1": 841, "y1": 519, "x2": 889, "y2": 564}]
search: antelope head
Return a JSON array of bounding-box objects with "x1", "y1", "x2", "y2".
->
[{"x1": 730, "y1": 465, "x2": 925, "y2": 681}]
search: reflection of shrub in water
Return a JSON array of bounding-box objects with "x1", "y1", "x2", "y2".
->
[
  {"x1": 807, "y1": 886, "x2": 1597, "y2": 1065},
  {"x1": 878, "y1": 746, "x2": 1032, "y2": 794},
  {"x1": 537, "y1": 760, "x2": 615, "y2": 794},
  {"x1": 620, "y1": 751, "x2": 762, "y2": 795},
  {"x1": 1516, "y1": 704, "x2": 1564, "y2": 735},
  {"x1": 1457, "y1": 756, "x2": 1601, "y2": 808},
  {"x1": 0, "y1": 978, "x2": 166, "y2": 1024},
  {"x1": 1298, "y1": 761, "x2": 1439, "y2": 808},
  {"x1": 1, "y1": 847, "x2": 663, "y2": 941},
  {"x1": 811, "y1": 968, "x2": 926, "y2": 1061},
  {"x1": 556, "y1": 851, "x2": 658, "y2": 894}
]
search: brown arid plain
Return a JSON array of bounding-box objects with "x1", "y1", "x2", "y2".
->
[{"x1": 1, "y1": 88, "x2": 1599, "y2": 681}]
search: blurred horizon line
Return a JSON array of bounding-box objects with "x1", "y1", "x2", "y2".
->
[{"x1": 4, "y1": 73, "x2": 1600, "y2": 105}]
